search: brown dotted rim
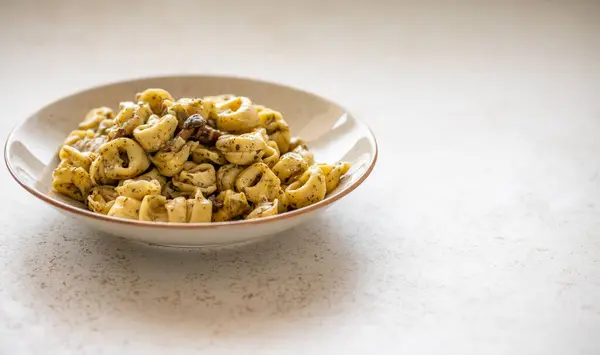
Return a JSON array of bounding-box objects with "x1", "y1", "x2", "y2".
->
[{"x1": 4, "y1": 74, "x2": 378, "y2": 229}]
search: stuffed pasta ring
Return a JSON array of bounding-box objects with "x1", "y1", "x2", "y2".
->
[
  {"x1": 285, "y1": 165, "x2": 326, "y2": 209},
  {"x1": 92, "y1": 138, "x2": 150, "y2": 181},
  {"x1": 234, "y1": 162, "x2": 281, "y2": 204}
]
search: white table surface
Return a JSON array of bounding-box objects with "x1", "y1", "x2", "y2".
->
[{"x1": 1, "y1": 0, "x2": 599, "y2": 354}]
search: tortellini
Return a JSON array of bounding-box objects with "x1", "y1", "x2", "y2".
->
[
  {"x1": 58, "y1": 145, "x2": 96, "y2": 171},
  {"x1": 133, "y1": 114, "x2": 178, "y2": 152},
  {"x1": 64, "y1": 129, "x2": 95, "y2": 149},
  {"x1": 139, "y1": 195, "x2": 169, "y2": 222},
  {"x1": 165, "y1": 97, "x2": 217, "y2": 124},
  {"x1": 165, "y1": 197, "x2": 188, "y2": 223},
  {"x1": 234, "y1": 162, "x2": 281, "y2": 204},
  {"x1": 246, "y1": 199, "x2": 279, "y2": 219},
  {"x1": 292, "y1": 144, "x2": 315, "y2": 166},
  {"x1": 257, "y1": 107, "x2": 291, "y2": 153},
  {"x1": 107, "y1": 196, "x2": 142, "y2": 220},
  {"x1": 52, "y1": 160, "x2": 93, "y2": 201},
  {"x1": 212, "y1": 190, "x2": 250, "y2": 222},
  {"x1": 51, "y1": 89, "x2": 351, "y2": 223},
  {"x1": 87, "y1": 185, "x2": 118, "y2": 214},
  {"x1": 79, "y1": 107, "x2": 114, "y2": 130},
  {"x1": 272, "y1": 152, "x2": 308, "y2": 183},
  {"x1": 186, "y1": 189, "x2": 213, "y2": 223},
  {"x1": 107, "y1": 102, "x2": 152, "y2": 140},
  {"x1": 150, "y1": 137, "x2": 196, "y2": 177},
  {"x1": 171, "y1": 162, "x2": 217, "y2": 195},
  {"x1": 93, "y1": 138, "x2": 150, "y2": 180},
  {"x1": 285, "y1": 165, "x2": 327, "y2": 209},
  {"x1": 262, "y1": 141, "x2": 280, "y2": 167},
  {"x1": 135, "y1": 88, "x2": 174, "y2": 115},
  {"x1": 215, "y1": 96, "x2": 260, "y2": 133},
  {"x1": 215, "y1": 130, "x2": 266, "y2": 165},
  {"x1": 318, "y1": 162, "x2": 351, "y2": 193},
  {"x1": 89, "y1": 156, "x2": 117, "y2": 185},
  {"x1": 116, "y1": 179, "x2": 162, "y2": 200}
]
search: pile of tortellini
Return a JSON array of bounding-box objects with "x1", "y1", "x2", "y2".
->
[{"x1": 51, "y1": 88, "x2": 350, "y2": 223}]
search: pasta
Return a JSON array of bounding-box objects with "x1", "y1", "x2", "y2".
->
[
  {"x1": 246, "y1": 199, "x2": 279, "y2": 219},
  {"x1": 272, "y1": 152, "x2": 308, "y2": 183},
  {"x1": 215, "y1": 131, "x2": 267, "y2": 165},
  {"x1": 95, "y1": 137, "x2": 150, "y2": 180},
  {"x1": 186, "y1": 189, "x2": 213, "y2": 223},
  {"x1": 285, "y1": 165, "x2": 327, "y2": 209},
  {"x1": 257, "y1": 106, "x2": 291, "y2": 153},
  {"x1": 171, "y1": 162, "x2": 217, "y2": 195},
  {"x1": 52, "y1": 160, "x2": 93, "y2": 201},
  {"x1": 51, "y1": 89, "x2": 351, "y2": 223},
  {"x1": 115, "y1": 179, "x2": 162, "y2": 200},
  {"x1": 318, "y1": 162, "x2": 351, "y2": 193},
  {"x1": 139, "y1": 194, "x2": 169, "y2": 222},
  {"x1": 107, "y1": 196, "x2": 142, "y2": 220},
  {"x1": 216, "y1": 164, "x2": 244, "y2": 191},
  {"x1": 215, "y1": 96, "x2": 260, "y2": 133},
  {"x1": 149, "y1": 137, "x2": 197, "y2": 177},
  {"x1": 87, "y1": 185, "x2": 118, "y2": 214},
  {"x1": 235, "y1": 162, "x2": 280, "y2": 204},
  {"x1": 133, "y1": 114, "x2": 179, "y2": 152}
]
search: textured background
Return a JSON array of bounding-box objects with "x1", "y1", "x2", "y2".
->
[{"x1": 1, "y1": 0, "x2": 599, "y2": 354}]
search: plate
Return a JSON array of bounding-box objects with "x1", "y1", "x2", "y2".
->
[{"x1": 4, "y1": 75, "x2": 377, "y2": 247}]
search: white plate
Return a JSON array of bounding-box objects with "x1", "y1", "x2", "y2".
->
[{"x1": 5, "y1": 75, "x2": 377, "y2": 247}]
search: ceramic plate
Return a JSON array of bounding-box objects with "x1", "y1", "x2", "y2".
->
[{"x1": 5, "y1": 75, "x2": 377, "y2": 247}]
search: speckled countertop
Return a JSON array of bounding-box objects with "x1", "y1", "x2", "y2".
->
[{"x1": 1, "y1": 0, "x2": 599, "y2": 354}]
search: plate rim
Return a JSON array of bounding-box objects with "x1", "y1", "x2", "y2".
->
[{"x1": 4, "y1": 74, "x2": 378, "y2": 229}]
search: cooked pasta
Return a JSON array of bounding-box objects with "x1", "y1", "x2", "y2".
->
[{"x1": 52, "y1": 89, "x2": 351, "y2": 222}]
